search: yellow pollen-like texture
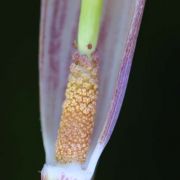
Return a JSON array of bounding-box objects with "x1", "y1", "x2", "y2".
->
[{"x1": 55, "y1": 53, "x2": 99, "y2": 163}]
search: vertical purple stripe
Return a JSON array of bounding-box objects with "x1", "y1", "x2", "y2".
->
[{"x1": 48, "y1": 0, "x2": 68, "y2": 88}]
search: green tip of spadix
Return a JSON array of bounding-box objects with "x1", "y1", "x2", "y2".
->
[{"x1": 77, "y1": 0, "x2": 103, "y2": 56}]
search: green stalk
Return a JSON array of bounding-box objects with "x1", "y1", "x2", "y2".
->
[{"x1": 77, "y1": 0, "x2": 103, "y2": 56}]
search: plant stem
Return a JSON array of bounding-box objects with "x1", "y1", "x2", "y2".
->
[{"x1": 78, "y1": 0, "x2": 103, "y2": 56}]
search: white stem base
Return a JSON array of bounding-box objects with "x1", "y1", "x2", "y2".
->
[{"x1": 41, "y1": 164, "x2": 93, "y2": 180}]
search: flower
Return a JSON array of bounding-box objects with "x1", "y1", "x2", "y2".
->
[{"x1": 39, "y1": 0, "x2": 146, "y2": 179}]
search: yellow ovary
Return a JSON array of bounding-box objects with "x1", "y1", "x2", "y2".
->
[{"x1": 55, "y1": 53, "x2": 98, "y2": 163}]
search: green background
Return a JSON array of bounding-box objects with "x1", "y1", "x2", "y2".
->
[{"x1": 1, "y1": 0, "x2": 180, "y2": 179}]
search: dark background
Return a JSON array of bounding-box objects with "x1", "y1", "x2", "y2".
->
[{"x1": 1, "y1": 0, "x2": 180, "y2": 179}]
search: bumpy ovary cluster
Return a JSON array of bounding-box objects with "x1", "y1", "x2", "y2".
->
[{"x1": 55, "y1": 52, "x2": 99, "y2": 163}]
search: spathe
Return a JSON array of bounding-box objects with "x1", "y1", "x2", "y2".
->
[{"x1": 39, "y1": 0, "x2": 146, "y2": 179}]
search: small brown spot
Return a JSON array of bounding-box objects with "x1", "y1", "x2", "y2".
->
[
  {"x1": 87, "y1": 43, "x2": 92, "y2": 50},
  {"x1": 73, "y1": 40, "x2": 77, "y2": 49},
  {"x1": 75, "y1": 60, "x2": 79, "y2": 65}
]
